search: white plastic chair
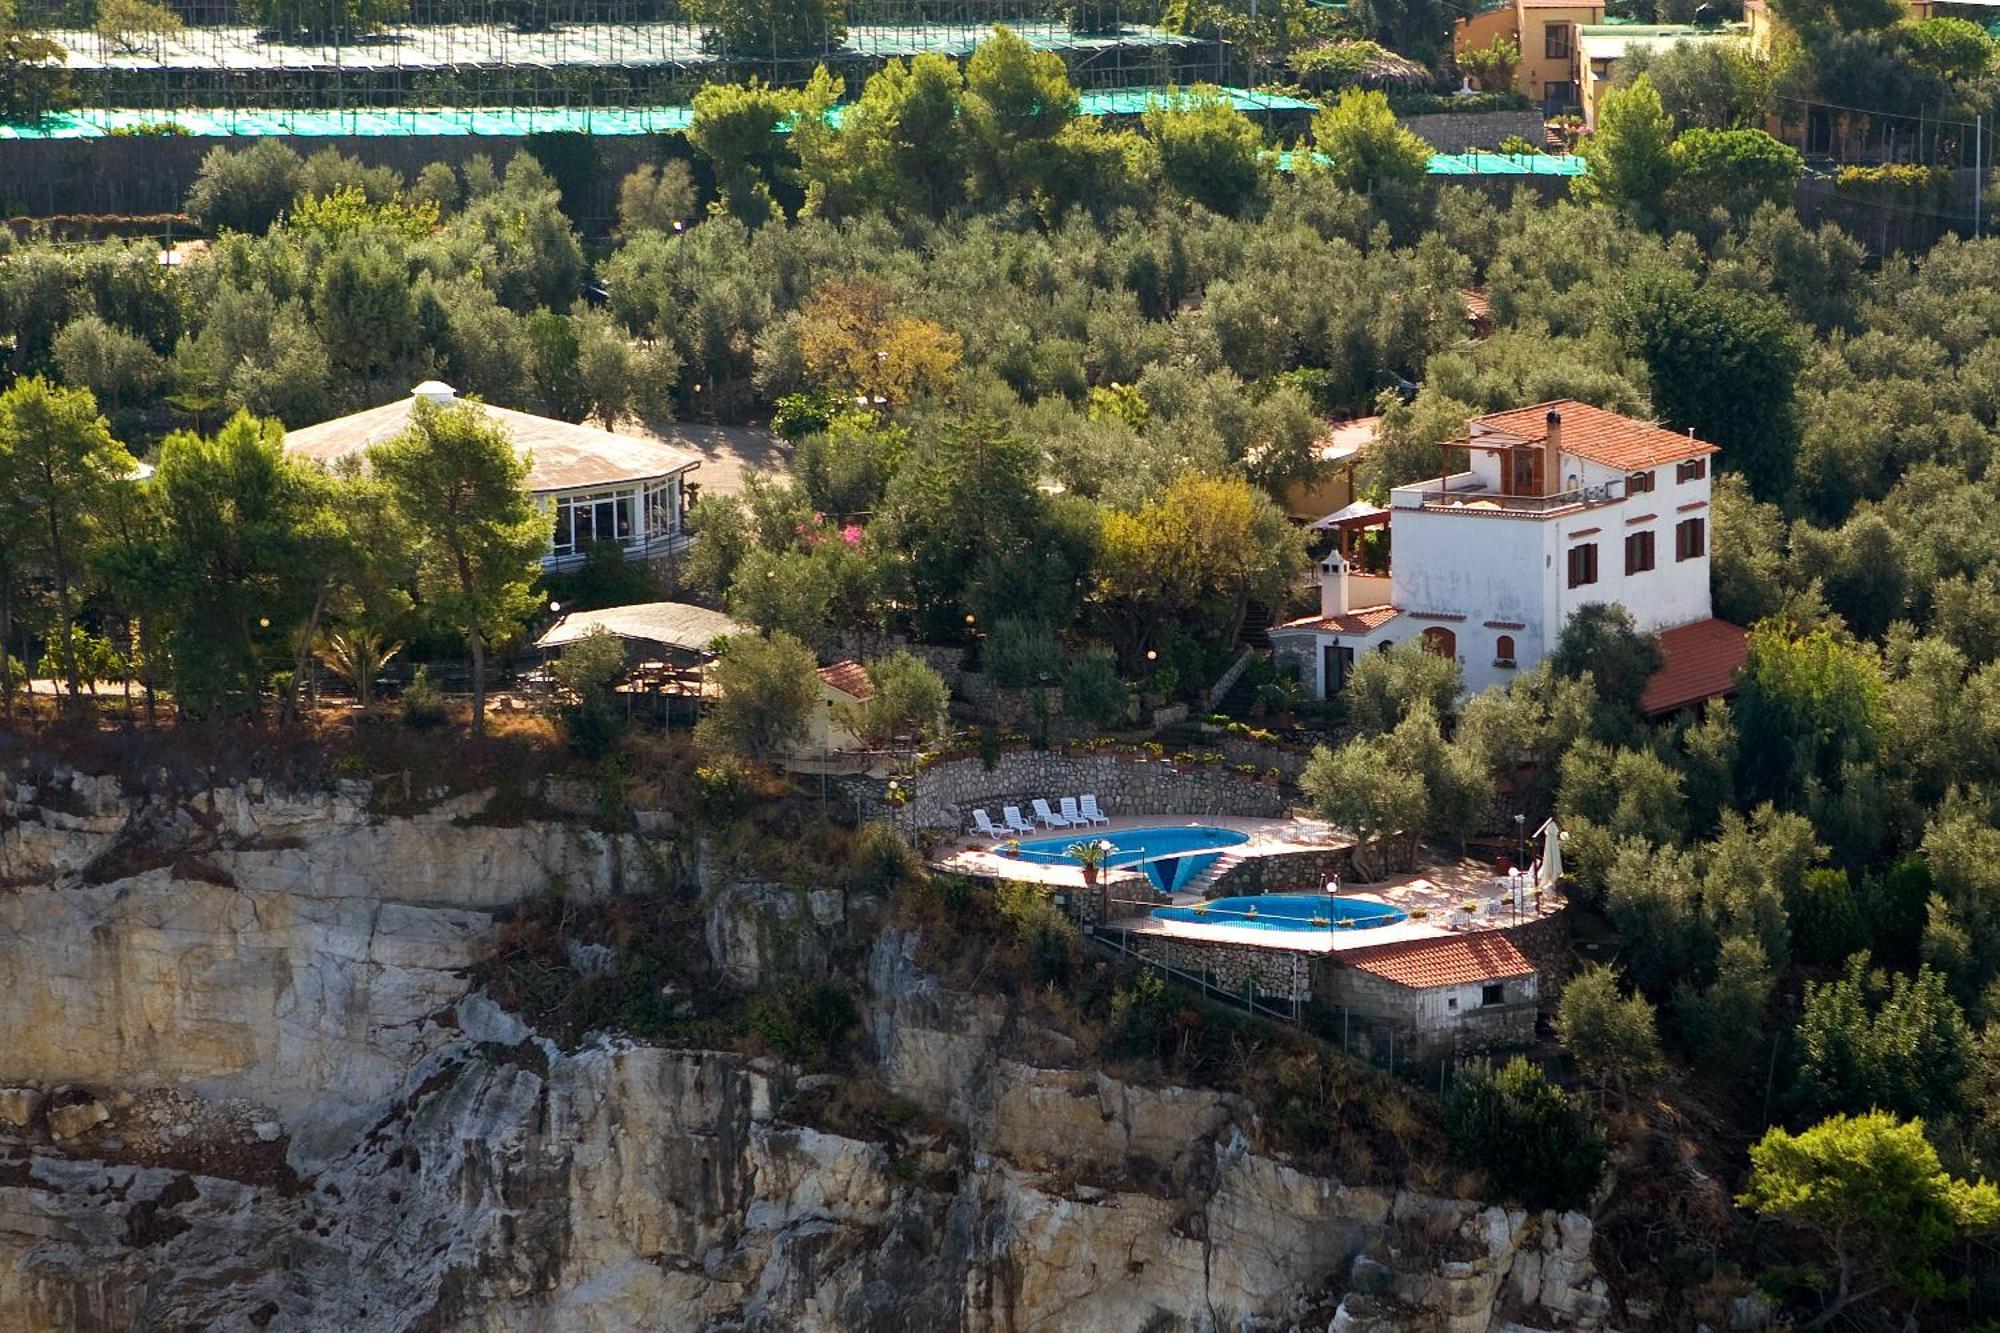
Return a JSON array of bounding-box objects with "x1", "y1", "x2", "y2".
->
[
  {"x1": 1032, "y1": 798, "x2": 1071, "y2": 829},
  {"x1": 971, "y1": 809, "x2": 1005, "y2": 840},
  {"x1": 1003, "y1": 806, "x2": 1035, "y2": 835},
  {"x1": 1078, "y1": 794, "x2": 1110, "y2": 826},
  {"x1": 1059, "y1": 796, "x2": 1084, "y2": 826}
]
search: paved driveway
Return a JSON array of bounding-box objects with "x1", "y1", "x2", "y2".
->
[{"x1": 639, "y1": 419, "x2": 790, "y2": 499}]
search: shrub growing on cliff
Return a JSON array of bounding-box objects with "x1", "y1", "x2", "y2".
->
[
  {"x1": 401, "y1": 666, "x2": 447, "y2": 729},
  {"x1": 996, "y1": 879, "x2": 1080, "y2": 987},
  {"x1": 747, "y1": 983, "x2": 857, "y2": 1065},
  {"x1": 848, "y1": 820, "x2": 921, "y2": 891},
  {"x1": 549, "y1": 625, "x2": 628, "y2": 757},
  {"x1": 1444, "y1": 1056, "x2": 1605, "y2": 1210}
]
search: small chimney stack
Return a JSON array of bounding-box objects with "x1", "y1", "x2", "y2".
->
[
  {"x1": 1320, "y1": 550, "x2": 1351, "y2": 617},
  {"x1": 1543, "y1": 408, "x2": 1564, "y2": 496}
]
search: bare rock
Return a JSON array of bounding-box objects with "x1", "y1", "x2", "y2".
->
[
  {"x1": 0, "y1": 1087, "x2": 45, "y2": 1130},
  {"x1": 46, "y1": 1097, "x2": 110, "y2": 1141}
]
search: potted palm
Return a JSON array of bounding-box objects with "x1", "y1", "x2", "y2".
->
[{"x1": 1067, "y1": 839, "x2": 1113, "y2": 885}]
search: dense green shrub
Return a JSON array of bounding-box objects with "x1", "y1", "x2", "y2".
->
[
  {"x1": 848, "y1": 820, "x2": 921, "y2": 891},
  {"x1": 1790, "y1": 867, "x2": 1869, "y2": 967},
  {"x1": 1385, "y1": 90, "x2": 1531, "y2": 116},
  {"x1": 400, "y1": 666, "x2": 448, "y2": 729},
  {"x1": 748, "y1": 983, "x2": 858, "y2": 1063},
  {"x1": 996, "y1": 880, "x2": 1080, "y2": 987},
  {"x1": 1063, "y1": 648, "x2": 1129, "y2": 727},
  {"x1": 1444, "y1": 1056, "x2": 1606, "y2": 1210},
  {"x1": 691, "y1": 754, "x2": 754, "y2": 827},
  {"x1": 984, "y1": 617, "x2": 1064, "y2": 688},
  {"x1": 185, "y1": 141, "x2": 305, "y2": 234}
]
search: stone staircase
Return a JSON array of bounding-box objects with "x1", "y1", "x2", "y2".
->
[
  {"x1": 1206, "y1": 646, "x2": 1259, "y2": 710},
  {"x1": 1180, "y1": 850, "x2": 1249, "y2": 898}
]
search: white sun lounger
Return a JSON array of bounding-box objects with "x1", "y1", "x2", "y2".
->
[
  {"x1": 1078, "y1": 794, "x2": 1110, "y2": 826},
  {"x1": 1059, "y1": 796, "x2": 1085, "y2": 827},
  {"x1": 1003, "y1": 806, "x2": 1036, "y2": 835},
  {"x1": 1032, "y1": 798, "x2": 1072, "y2": 829},
  {"x1": 971, "y1": 809, "x2": 1006, "y2": 839}
]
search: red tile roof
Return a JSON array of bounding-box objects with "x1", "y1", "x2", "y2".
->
[
  {"x1": 1640, "y1": 617, "x2": 1748, "y2": 715},
  {"x1": 1470, "y1": 400, "x2": 1718, "y2": 471},
  {"x1": 1274, "y1": 605, "x2": 1402, "y2": 636},
  {"x1": 1341, "y1": 933, "x2": 1535, "y2": 989},
  {"x1": 818, "y1": 660, "x2": 874, "y2": 700}
]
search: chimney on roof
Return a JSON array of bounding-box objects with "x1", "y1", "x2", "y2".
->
[
  {"x1": 1320, "y1": 550, "x2": 1352, "y2": 618},
  {"x1": 412, "y1": 380, "x2": 458, "y2": 405},
  {"x1": 1543, "y1": 408, "x2": 1563, "y2": 496}
]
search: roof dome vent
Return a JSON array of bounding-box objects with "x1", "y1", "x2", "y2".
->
[{"x1": 412, "y1": 380, "x2": 458, "y2": 404}]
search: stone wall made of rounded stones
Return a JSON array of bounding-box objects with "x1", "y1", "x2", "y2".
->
[
  {"x1": 1213, "y1": 734, "x2": 1313, "y2": 780},
  {"x1": 1128, "y1": 934, "x2": 1309, "y2": 1000},
  {"x1": 908, "y1": 751, "x2": 1288, "y2": 831},
  {"x1": 1207, "y1": 847, "x2": 1357, "y2": 898}
]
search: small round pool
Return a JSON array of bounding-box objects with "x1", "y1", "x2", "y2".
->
[
  {"x1": 1151, "y1": 894, "x2": 1408, "y2": 932},
  {"x1": 1009, "y1": 825, "x2": 1249, "y2": 894}
]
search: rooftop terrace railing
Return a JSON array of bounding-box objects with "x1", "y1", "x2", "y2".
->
[{"x1": 1396, "y1": 475, "x2": 1626, "y2": 516}]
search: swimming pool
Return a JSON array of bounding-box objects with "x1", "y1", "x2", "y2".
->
[
  {"x1": 1151, "y1": 894, "x2": 1409, "y2": 932},
  {"x1": 1008, "y1": 825, "x2": 1250, "y2": 894}
]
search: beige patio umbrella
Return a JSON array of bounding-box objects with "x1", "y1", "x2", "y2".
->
[{"x1": 1534, "y1": 818, "x2": 1564, "y2": 890}]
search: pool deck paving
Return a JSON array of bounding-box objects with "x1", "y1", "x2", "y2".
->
[
  {"x1": 932, "y1": 816, "x2": 1562, "y2": 955},
  {"x1": 930, "y1": 813, "x2": 1350, "y2": 890}
]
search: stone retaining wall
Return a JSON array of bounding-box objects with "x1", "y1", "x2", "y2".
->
[
  {"x1": 1206, "y1": 846, "x2": 1356, "y2": 896},
  {"x1": 907, "y1": 750, "x2": 1287, "y2": 832},
  {"x1": 1214, "y1": 734, "x2": 1314, "y2": 780},
  {"x1": 1128, "y1": 934, "x2": 1309, "y2": 1000}
]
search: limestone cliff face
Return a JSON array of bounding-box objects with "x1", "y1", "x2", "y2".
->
[{"x1": 0, "y1": 770, "x2": 1612, "y2": 1332}]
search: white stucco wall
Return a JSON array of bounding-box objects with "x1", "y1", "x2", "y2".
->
[
  {"x1": 1286, "y1": 452, "x2": 1715, "y2": 702},
  {"x1": 1390, "y1": 508, "x2": 1552, "y2": 696}
]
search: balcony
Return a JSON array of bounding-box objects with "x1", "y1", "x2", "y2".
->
[{"x1": 1392, "y1": 472, "x2": 1625, "y2": 517}]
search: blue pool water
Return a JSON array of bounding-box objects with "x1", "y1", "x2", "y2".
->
[
  {"x1": 1151, "y1": 894, "x2": 1409, "y2": 932},
  {"x1": 1009, "y1": 825, "x2": 1250, "y2": 894}
]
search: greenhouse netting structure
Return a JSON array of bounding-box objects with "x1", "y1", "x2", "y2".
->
[{"x1": 19, "y1": 0, "x2": 1252, "y2": 119}]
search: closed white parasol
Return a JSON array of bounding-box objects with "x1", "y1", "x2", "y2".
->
[{"x1": 1534, "y1": 817, "x2": 1564, "y2": 890}]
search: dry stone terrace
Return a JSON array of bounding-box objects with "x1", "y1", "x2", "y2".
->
[{"x1": 903, "y1": 748, "x2": 1290, "y2": 832}]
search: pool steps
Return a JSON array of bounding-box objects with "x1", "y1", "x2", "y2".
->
[{"x1": 1179, "y1": 851, "x2": 1248, "y2": 898}]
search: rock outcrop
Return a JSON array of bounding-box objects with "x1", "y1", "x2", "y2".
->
[{"x1": 0, "y1": 768, "x2": 1613, "y2": 1332}]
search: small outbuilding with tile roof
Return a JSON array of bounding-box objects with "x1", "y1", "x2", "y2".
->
[{"x1": 1320, "y1": 931, "x2": 1539, "y2": 1053}]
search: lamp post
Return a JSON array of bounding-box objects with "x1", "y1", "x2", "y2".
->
[{"x1": 1513, "y1": 812, "x2": 1528, "y2": 925}]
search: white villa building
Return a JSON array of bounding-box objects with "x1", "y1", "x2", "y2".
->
[
  {"x1": 284, "y1": 382, "x2": 702, "y2": 572},
  {"x1": 1272, "y1": 400, "x2": 1746, "y2": 712}
]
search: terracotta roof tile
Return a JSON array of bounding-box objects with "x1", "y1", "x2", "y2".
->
[
  {"x1": 1274, "y1": 605, "x2": 1402, "y2": 636},
  {"x1": 1340, "y1": 933, "x2": 1535, "y2": 989},
  {"x1": 1470, "y1": 399, "x2": 1717, "y2": 472},
  {"x1": 818, "y1": 660, "x2": 874, "y2": 700},
  {"x1": 1640, "y1": 617, "x2": 1747, "y2": 715}
]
